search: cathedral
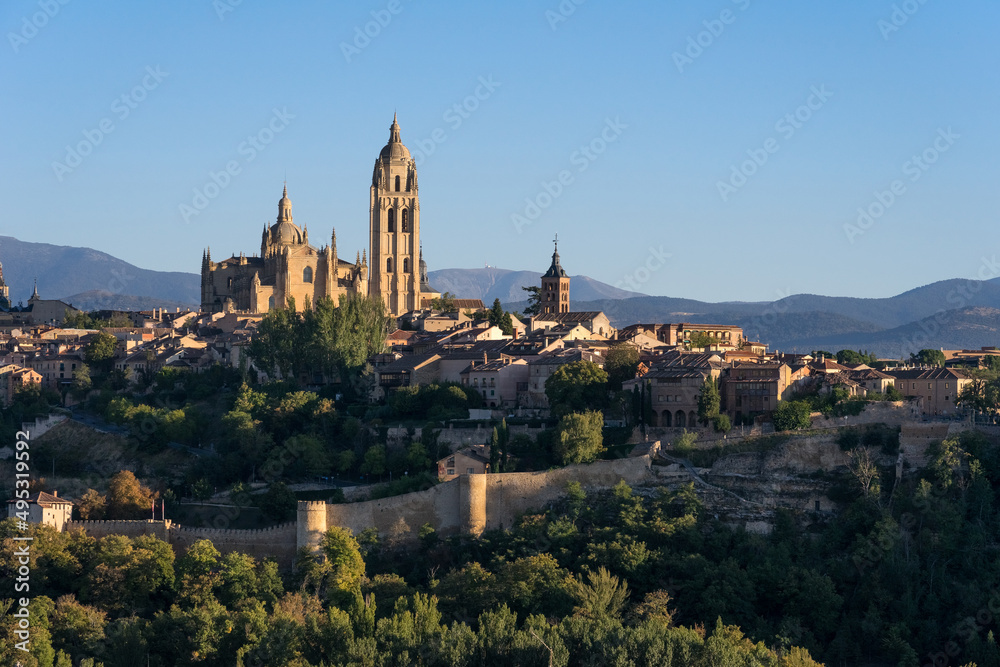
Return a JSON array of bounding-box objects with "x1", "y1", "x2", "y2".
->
[{"x1": 201, "y1": 114, "x2": 436, "y2": 316}]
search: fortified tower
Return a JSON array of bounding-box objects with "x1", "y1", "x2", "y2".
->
[{"x1": 296, "y1": 501, "x2": 328, "y2": 555}]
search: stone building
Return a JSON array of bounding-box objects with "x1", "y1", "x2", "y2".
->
[
  {"x1": 887, "y1": 367, "x2": 970, "y2": 416},
  {"x1": 200, "y1": 114, "x2": 427, "y2": 316},
  {"x1": 0, "y1": 261, "x2": 9, "y2": 308},
  {"x1": 624, "y1": 352, "x2": 723, "y2": 428},
  {"x1": 200, "y1": 185, "x2": 368, "y2": 313},
  {"x1": 7, "y1": 491, "x2": 74, "y2": 531},
  {"x1": 540, "y1": 237, "x2": 570, "y2": 315},
  {"x1": 437, "y1": 445, "x2": 491, "y2": 481},
  {"x1": 369, "y1": 114, "x2": 425, "y2": 316}
]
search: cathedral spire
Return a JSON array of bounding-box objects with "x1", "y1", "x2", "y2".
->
[{"x1": 389, "y1": 113, "x2": 401, "y2": 143}]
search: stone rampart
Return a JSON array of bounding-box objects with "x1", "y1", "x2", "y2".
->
[{"x1": 64, "y1": 519, "x2": 298, "y2": 568}]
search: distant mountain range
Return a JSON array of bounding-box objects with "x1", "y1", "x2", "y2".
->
[
  {"x1": 425, "y1": 267, "x2": 644, "y2": 304},
  {"x1": 2, "y1": 236, "x2": 999, "y2": 357},
  {"x1": 0, "y1": 236, "x2": 200, "y2": 310}
]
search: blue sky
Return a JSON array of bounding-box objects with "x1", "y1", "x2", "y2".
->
[{"x1": 2, "y1": 0, "x2": 997, "y2": 302}]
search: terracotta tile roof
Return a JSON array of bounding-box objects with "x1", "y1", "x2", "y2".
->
[{"x1": 7, "y1": 491, "x2": 73, "y2": 506}]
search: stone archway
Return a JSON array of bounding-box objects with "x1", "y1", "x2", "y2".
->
[{"x1": 675, "y1": 410, "x2": 686, "y2": 428}]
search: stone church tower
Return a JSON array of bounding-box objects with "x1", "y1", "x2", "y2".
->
[
  {"x1": 369, "y1": 114, "x2": 421, "y2": 316},
  {"x1": 0, "y1": 262, "x2": 9, "y2": 308},
  {"x1": 540, "y1": 236, "x2": 570, "y2": 314}
]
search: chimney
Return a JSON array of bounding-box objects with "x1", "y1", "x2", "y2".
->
[
  {"x1": 52, "y1": 490, "x2": 57, "y2": 497},
  {"x1": 483, "y1": 352, "x2": 488, "y2": 365}
]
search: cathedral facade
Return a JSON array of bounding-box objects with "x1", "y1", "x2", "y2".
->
[{"x1": 201, "y1": 115, "x2": 432, "y2": 316}]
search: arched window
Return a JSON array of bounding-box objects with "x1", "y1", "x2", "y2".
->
[
  {"x1": 267, "y1": 296, "x2": 274, "y2": 309},
  {"x1": 387, "y1": 209, "x2": 395, "y2": 232},
  {"x1": 403, "y1": 258, "x2": 409, "y2": 273},
  {"x1": 395, "y1": 175, "x2": 400, "y2": 192},
  {"x1": 402, "y1": 209, "x2": 408, "y2": 232},
  {"x1": 303, "y1": 266, "x2": 313, "y2": 283},
  {"x1": 386, "y1": 258, "x2": 393, "y2": 273}
]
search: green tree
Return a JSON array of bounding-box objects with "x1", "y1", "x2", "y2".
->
[
  {"x1": 836, "y1": 349, "x2": 877, "y2": 366},
  {"x1": 521, "y1": 285, "x2": 542, "y2": 316},
  {"x1": 258, "y1": 481, "x2": 296, "y2": 522},
  {"x1": 248, "y1": 302, "x2": 301, "y2": 380},
  {"x1": 911, "y1": 348, "x2": 946, "y2": 367},
  {"x1": 430, "y1": 291, "x2": 458, "y2": 312},
  {"x1": 50, "y1": 595, "x2": 107, "y2": 659},
  {"x1": 321, "y1": 526, "x2": 366, "y2": 593},
  {"x1": 325, "y1": 293, "x2": 391, "y2": 375},
  {"x1": 885, "y1": 384, "x2": 904, "y2": 401},
  {"x1": 773, "y1": 400, "x2": 812, "y2": 431},
  {"x1": 565, "y1": 567, "x2": 629, "y2": 621},
  {"x1": 687, "y1": 331, "x2": 720, "y2": 349},
  {"x1": 555, "y1": 411, "x2": 605, "y2": 465},
  {"x1": 697, "y1": 376, "x2": 721, "y2": 425},
  {"x1": 84, "y1": 332, "x2": 118, "y2": 372},
  {"x1": 604, "y1": 345, "x2": 640, "y2": 390},
  {"x1": 713, "y1": 413, "x2": 732, "y2": 433},
  {"x1": 361, "y1": 444, "x2": 387, "y2": 479},
  {"x1": 72, "y1": 363, "x2": 92, "y2": 397},
  {"x1": 545, "y1": 360, "x2": 608, "y2": 418}
]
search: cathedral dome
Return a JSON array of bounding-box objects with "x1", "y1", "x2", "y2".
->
[
  {"x1": 378, "y1": 113, "x2": 411, "y2": 162},
  {"x1": 272, "y1": 220, "x2": 302, "y2": 245}
]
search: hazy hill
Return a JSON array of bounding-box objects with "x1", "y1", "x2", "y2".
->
[
  {"x1": 778, "y1": 307, "x2": 1000, "y2": 357},
  {"x1": 0, "y1": 236, "x2": 200, "y2": 307},
  {"x1": 62, "y1": 290, "x2": 196, "y2": 313},
  {"x1": 426, "y1": 267, "x2": 644, "y2": 304}
]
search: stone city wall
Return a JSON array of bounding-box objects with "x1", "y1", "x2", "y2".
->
[{"x1": 65, "y1": 519, "x2": 298, "y2": 568}]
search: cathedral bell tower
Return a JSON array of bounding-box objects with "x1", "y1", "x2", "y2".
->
[{"x1": 369, "y1": 113, "x2": 420, "y2": 316}]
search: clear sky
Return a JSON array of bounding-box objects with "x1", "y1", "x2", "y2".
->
[{"x1": 2, "y1": 0, "x2": 997, "y2": 302}]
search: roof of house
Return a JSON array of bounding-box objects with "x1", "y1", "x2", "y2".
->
[
  {"x1": 440, "y1": 446, "x2": 491, "y2": 466},
  {"x1": 7, "y1": 491, "x2": 73, "y2": 506},
  {"x1": 848, "y1": 368, "x2": 894, "y2": 381},
  {"x1": 527, "y1": 347, "x2": 604, "y2": 366},
  {"x1": 533, "y1": 311, "x2": 604, "y2": 324},
  {"x1": 639, "y1": 367, "x2": 707, "y2": 380},
  {"x1": 886, "y1": 368, "x2": 970, "y2": 380}
]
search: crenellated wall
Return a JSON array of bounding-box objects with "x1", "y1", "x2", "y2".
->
[
  {"x1": 308, "y1": 456, "x2": 656, "y2": 547},
  {"x1": 64, "y1": 458, "x2": 658, "y2": 566},
  {"x1": 65, "y1": 519, "x2": 297, "y2": 567}
]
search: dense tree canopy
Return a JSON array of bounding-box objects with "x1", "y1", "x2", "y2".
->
[
  {"x1": 697, "y1": 377, "x2": 720, "y2": 425},
  {"x1": 911, "y1": 348, "x2": 946, "y2": 367},
  {"x1": 545, "y1": 360, "x2": 609, "y2": 418},
  {"x1": 248, "y1": 294, "x2": 390, "y2": 383},
  {"x1": 605, "y1": 345, "x2": 640, "y2": 390},
  {"x1": 772, "y1": 400, "x2": 812, "y2": 431},
  {"x1": 555, "y1": 410, "x2": 605, "y2": 465}
]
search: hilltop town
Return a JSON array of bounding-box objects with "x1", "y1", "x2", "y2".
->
[{"x1": 4, "y1": 116, "x2": 1000, "y2": 666}]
